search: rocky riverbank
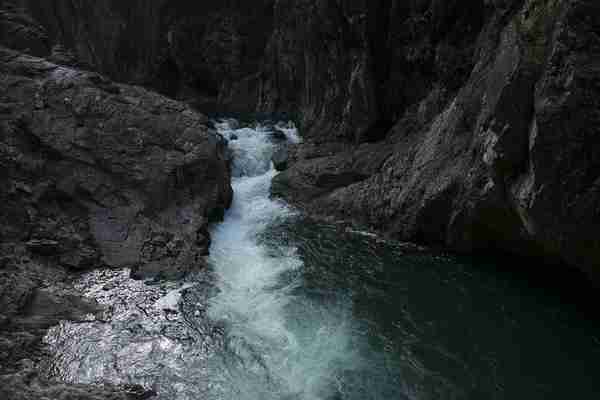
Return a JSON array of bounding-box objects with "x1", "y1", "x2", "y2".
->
[{"x1": 0, "y1": 7, "x2": 232, "y2": 397}]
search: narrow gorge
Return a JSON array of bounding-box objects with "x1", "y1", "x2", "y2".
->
[{"x1": 1, "y1": 1, "x2": 599, "y2": 399}]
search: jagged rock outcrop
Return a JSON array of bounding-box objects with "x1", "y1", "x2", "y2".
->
[
  {"x1": 0, "y1": 47, "x2": 232, "y2": 278},
  {"x1": 274, "y1": 0, "x2": 600, "y2": 278}
]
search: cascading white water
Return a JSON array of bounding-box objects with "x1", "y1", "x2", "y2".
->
[
  {"x1": 206, "y1": 120, "x2": 358, "y2": 400},
  {"x1": 41, "y1": 118, "x2": 600, "y2": 399}
]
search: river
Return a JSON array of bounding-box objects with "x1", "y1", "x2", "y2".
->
[{"x1": 44, "y1": 120, "x2": 600, "y2": 399}]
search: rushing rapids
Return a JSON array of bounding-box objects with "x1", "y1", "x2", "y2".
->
[{"x1": 44, "y1": 120, "x2": 600, "y2": 400}]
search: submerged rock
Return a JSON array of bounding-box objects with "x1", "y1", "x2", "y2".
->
[{"x1": 272, "y1": 146, "x2": 289, "y2": 171}]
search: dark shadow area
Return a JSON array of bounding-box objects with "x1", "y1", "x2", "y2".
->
[{"x1": 153, "y1": 57, "x2": 181, "y2": 98}]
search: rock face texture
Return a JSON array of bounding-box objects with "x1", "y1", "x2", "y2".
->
[
  {"x1": 1, "y1": 0, "x2": 275, "y2": 112},
  {"x1": 0, "y1": 7, "x2": 231, "y2": 397},
  {"x1": 0, "y1": 0, "x2": 599, "y2": 396},
  {"x1": 0, "y1": 47, "x2": 232, "y2": 279},
  {"x1": 5, "y1": 0, "x2": 491, "y2": 142},
  {"x1": 0, "y1": 0, "x2": 598, "y2": 275},
  {"x1": 0, "y1": 0, "x2": 597, "y2": 281},
  {"x1": 273, "y1": 0, "x2": 600, "y2": 278}
]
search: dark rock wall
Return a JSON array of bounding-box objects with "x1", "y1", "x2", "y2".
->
[
  {"x1": 2, "y1": 0, "x2": 599, "y2": 275},
  {"x1": 1, "y1": 0, "x2": 275, "y2": 112},
  {"x1": 0, "y1": 1, "x2": 507, "y2": 139},
  {"x1": 0, "y1": 47, "x2": 232, "y2": 278},
  {"x1": 259, "y1": 0, "x2": 489, "y2": 141},
  {"x1": 274, "y1": 0, "x2": 600, "y2": 278}
]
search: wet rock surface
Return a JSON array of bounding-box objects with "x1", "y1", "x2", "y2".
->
[
  {"x1": 0, "y1": 245, "x2": 154, "y2": 399},
  {"x1": 0, "y1": 16, "x2": 231, "y2": 396},
  {"x1": 40, "y1": 267, "x2": 220, "y2": 400}
]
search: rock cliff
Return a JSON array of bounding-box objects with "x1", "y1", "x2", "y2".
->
[
  {"x1": 1, "y1": 0, "x2": 274, "y2": 112},
  {"x1": 2, "y1": 0, "x2": 599, "y2": 275},
  {"x1": 272, "y1": 0, "x2": 600, "y2": 279},
  {"x1": 1, "y1": 0, "x2": 598, "y2": 276}
]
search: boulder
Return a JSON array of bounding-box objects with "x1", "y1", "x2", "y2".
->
[{"x1": 0, "y1": 46, "x2": 232, "y2": 277}]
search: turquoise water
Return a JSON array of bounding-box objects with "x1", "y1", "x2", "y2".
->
[
  {"x1": 265, "y1": 217, "x2": 600, "y2": 399},
  {"x1": 45, "y1": 120, "x2": 600, "y2": 399}
]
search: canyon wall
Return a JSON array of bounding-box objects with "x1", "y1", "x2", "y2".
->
[
  {"x1": 272, "y1": 0, "x2": 600, "y2": 279},
  {"x1": 2, "y1": 0, "x2": 599, "y2": 276},
  {"x1": 1, "y1": 0, "x2": 274, "y2": 111}
]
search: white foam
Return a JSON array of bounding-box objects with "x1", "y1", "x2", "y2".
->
[
  {"x1": 154, "y1": 283, "x2": 196, "y2": 312},
  {"x1": 221, "y1": 123, "x2": 275, "y2": 177},
  {"x1": 208, "y1": 120, "x2": 357, "y2": 400}
]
